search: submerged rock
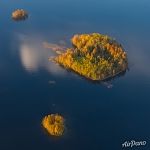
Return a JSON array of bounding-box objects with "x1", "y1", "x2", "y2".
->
[
  {"x1": 51, "y1": 33, "x2": 128, "y2": 81},
  {"x1": 12, "y1": 9, "x2": 28, "y2": 21},
  {"x1": 42, "y1": 114, "x2": 65, "y2": 136}
]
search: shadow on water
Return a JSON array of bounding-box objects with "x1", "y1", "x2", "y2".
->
[
  {"x1": 56, "y1": 63, "x2": 128, "y2": 88},
  {"x1": 12, "y1": 16, "x2": 28, "y2": 22}
]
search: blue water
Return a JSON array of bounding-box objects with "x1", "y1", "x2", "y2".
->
[{"x1": 0, "y1": 0, "x2": 150, "y2": 149}]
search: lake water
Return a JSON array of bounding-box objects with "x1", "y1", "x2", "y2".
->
[{"x1": 0, "y1": 0, "x2": 150, "y2": 150}]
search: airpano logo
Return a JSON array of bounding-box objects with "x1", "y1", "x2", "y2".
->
[{"x1": 122, "y1": 140, "x2": 146, "y2": 148}]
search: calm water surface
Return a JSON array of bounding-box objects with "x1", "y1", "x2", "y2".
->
[{"x1": 0, "y1": 0, "x2": 150, "y2": 150}]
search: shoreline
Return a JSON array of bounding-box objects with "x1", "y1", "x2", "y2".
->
[{"x1": 50, "y1": 58, "x2": 128, "y2": 82}]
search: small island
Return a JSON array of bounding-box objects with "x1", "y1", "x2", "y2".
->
[
  {"x1": 42, "y1": 114, "x2": 65, "y2": 136},
  {"x1": 52, "y1": 33, "x2": 128, "y2": 81},
  {"x1": 12, "y1": 9, "x2": 28, "y2": 20}
]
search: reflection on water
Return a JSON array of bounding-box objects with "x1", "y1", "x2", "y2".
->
[
  {"x1": 18, "y1": 34, "x2": 66, "y2": 75},
  {"x1": 128, "y1": 43, "x2": 150, "y2": 77},
  {"x1": 20, "y1": 44, "x2": 39, "y2": 72}
]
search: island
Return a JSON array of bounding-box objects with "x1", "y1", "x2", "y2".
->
[
  {"x1": 12, "y1": 9, "x2": 28, "y2": 20},
  {"x1": 51, "y1": 33, "x2": 128, "y2": 81},
  {"x1": 42, "y1": 114, "x2": 65, "y2": 136}
]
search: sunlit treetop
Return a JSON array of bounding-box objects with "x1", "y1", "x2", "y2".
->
[{"x1": 42, "y1": 114, "x2": 65, "y2": 136}]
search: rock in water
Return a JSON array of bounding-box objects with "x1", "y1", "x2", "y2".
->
[
  {"x1": 12, "y1": 9, "x2": 28, "y2": 21},
  {"x1": 42, "y1": 114, "x2": 65, "y2": 136}
]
